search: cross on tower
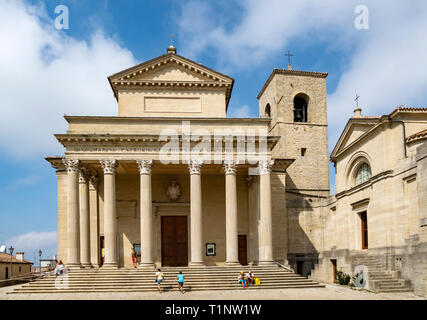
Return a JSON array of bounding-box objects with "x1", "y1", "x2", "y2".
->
[
  {"x1": 355, "y1": 93, "x2": 360, "y2": 107},
  {"x1": 169, "y1": 34, "x2": 174, "y2": 46},
  {"x1": 285, "y1": 50, "x2": 293, "y2": 65}
]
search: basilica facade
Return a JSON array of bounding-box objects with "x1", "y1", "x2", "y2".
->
[{"x1": 47, "y1": 46, "x2": 427, "y2": 296}]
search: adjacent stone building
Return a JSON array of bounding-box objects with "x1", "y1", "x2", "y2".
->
[
  {"x1": 46, "y1": 46, "x2": 427, "y2": 296},
  {"x1": 310, "y1": 107, "x2": 427, "y2": 296},
  {"x1": 0, "y1": 253, "x2": 32, "y2": 280}
]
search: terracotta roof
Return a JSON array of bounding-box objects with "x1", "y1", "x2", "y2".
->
[
  {"x1": 0, "y1": 253, "x2": 32, "y2": 264},
  {"x1": 257, "y1": 68, "x2": 328, "y2": 99},
  {"x1": 390, "y1": 106, "x2": 427, "y2": 117},
  {"x1": 406, "y1": 129, "x2": 427, "y2": 143}
]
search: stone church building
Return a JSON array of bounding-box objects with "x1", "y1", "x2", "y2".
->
[{"x1": 46, "y1": 46, "x2": 427, "y2": 296}]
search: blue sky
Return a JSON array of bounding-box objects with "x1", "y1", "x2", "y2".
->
[{"x1": 1, "y1": 0, "x2": 427, "y2": 262}]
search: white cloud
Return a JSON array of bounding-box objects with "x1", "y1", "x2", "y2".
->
[
  {"x1": 227, "y1": 104, "x2": 252, "y2": 118},
  {"x1": 0, "y1": 0, "x2": 137, "y2": 158},
  {"x1": 5, "y1": 231, "x2": 57, "y2": 260},
  {"x1": 177, "y1": 0, "x2": 353, "y2": 71},
  {"x1": 177, "y1": 0, "x2": 427, "y2": 153},
  {"x1": 3, "y1": 174, "x2": 40, "y2": 191}
]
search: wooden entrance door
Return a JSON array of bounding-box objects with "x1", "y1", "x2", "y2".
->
[
  {"x1": 360, "y1": 212, "x2": 368, "y2": 249},
  {"x1": 161, "y1": 216, "x2": 188, "y2": 267},
  {"x1": 238, "y1": 235, "x2": 248, "y2": 265},
  {"x1": 331, "y1": 259, "x2": 337, "y2": 283},
  {"x1": 297, "y1": 261, "x2": 304, "y2": 275}
]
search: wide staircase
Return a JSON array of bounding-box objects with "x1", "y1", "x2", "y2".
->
[
  {"x1": 10, "y1": 264, "x2": 324, "y2": 294},
  {"x1": 352, "y1": 254, "x2": 411, "y2": 293}
]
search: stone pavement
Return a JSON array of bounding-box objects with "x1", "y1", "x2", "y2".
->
[{"x1": 0, "y1": 283, "x2": 424, "y2": 300}]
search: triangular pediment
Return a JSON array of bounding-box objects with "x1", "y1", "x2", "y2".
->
[
  {"x1": 108, "y1": 52, "x2": 234, "y2": 107},
  {"x1": 331, "y1": 118, "x2": 380, "y2": 161},
  {"x1": 132, "y1": 63, "x2": 212, "y2": 82},
  {"x1": 109, "y1": 54, "x2": 233, "y2": 84}
]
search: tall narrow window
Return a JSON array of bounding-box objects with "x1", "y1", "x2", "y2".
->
[
  {"x1": 359, "y1": 211, "x2": 368, "y2": 249},
  {"x1": 355, "y1": 163, "x2": 372, "y2": 185},
  {"x1": 265, "y1": 103, "x2": 271, "y2": 118},
  {"x1": 294, "y1": 96, "x2": 308, "y2": 122}
]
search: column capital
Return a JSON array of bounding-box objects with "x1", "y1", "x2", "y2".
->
[
  {"x1": 188, "y1": 160, "x2": 203, "y2": 175},
  {"x1": 78, "y1": 168, "x2": 90, "y2": 184},
  {"x1": 258, "y1": 159, "x2": 275, "y2": 175},
  {"x1": 63, "y1": 159, "x2": 80, "y2": 173},
  {"x1": 89, "y1": 176, "x2": 99, "y2": 190},
  {"x1": 100, "y1": 160, "x2": 118, "y2": 175},
  {"x1": 136, "y1": 159, "x2": 153, "y2": 175},
  {"x1": 223, "y1": 160, "x2": 239, "y2": 175}
]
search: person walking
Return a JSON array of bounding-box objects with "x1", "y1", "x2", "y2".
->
[
  {"x1": 131, "y1": 249, "x2": 137, "y2": 268},
  {"x1": 155, "y1": 268, "x2": 164, "y2": 292},
  {"x1": 176, "y1": 271, "x2": 185, "y2": 293}
]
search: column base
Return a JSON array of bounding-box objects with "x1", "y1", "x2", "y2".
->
[
  {"x1": 225, "y1": 261, "x2": 241, "y2": 267},
  {"x1": 189, "y1": 261, "x2": 206, "y2": 267},
  {"x1": 101, "y1": 262, "x2": 119, "y2": 269},
  {"x1": 67, "y1": 263, "x2": 83, "y2": 270},
  {"x1": 257, "y1": 261, "x2": 275, "y2": 266},
  {"x1": 81, "y1": 262, "x2": 93, "y2": 268},
  {"x1": 138, "y1": 263, "x2": 156, "y2": 269}
]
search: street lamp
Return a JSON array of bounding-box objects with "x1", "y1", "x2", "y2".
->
[
  {"x1": 8, "y1": 246, "x2": 14, "y2": 279},
  {"x1": 38, "y1": 249, "x2": 42, "y2": 273}
]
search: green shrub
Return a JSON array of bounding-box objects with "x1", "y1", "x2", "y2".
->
[{"x1": 336, "y1": 270, "x2": 351, "y2": 285}]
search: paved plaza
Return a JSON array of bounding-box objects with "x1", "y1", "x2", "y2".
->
[{"x1": 0, "y1": 283, "x2": 424, "y2": 300}]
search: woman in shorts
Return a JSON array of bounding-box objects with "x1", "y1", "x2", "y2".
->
[{"x1": 155, "y1": 268, "x2": 164, "y2": 292}]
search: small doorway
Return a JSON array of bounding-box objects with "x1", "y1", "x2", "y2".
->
[
  {"x1": 330, "y1": 259, "x2": 337, "y2": 283},
  {"x1": 161, "y1": 216, "x2": 188, "y2": 266},
  {"x1": 238, "y1": 235, "x2": 248, "y2": 265},
  {"x1": 100, "y1": 235, "x2": 105, "y2": 267},
  {"x1": 296, "y1": 261, "x2": 304, "y2": 275},
  {"x1": 5, "y1": 267, "x2": 8, "y2": 279},
  {"x1": 359, "y1": 211, "x2": 368, "y2": 249}
]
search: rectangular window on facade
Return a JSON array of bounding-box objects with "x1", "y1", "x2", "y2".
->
[{"x1": 301, "y1": 148, "x2": 307, "y2": 156}]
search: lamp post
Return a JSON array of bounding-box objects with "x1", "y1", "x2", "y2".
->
[
  {"x1": 8, "y1": 246, "x2": 14, "y2": 279},
  {"x1": 38, "y1": 249, "x2": 42, "y2": 273}
]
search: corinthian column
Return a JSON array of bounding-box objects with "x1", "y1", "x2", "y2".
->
[
  {"x1": 79, "y1": 169, "x2": 91, "y2": 268},
  {"x1": 63, "y1": 159, "x2": 81, "y2": 268},
  {"x1": 224, "y1": 160, "x2": 240, "y2": 266},
  {"x1": 189, "y1": 160, "x2": 205, "y2": 266},
  {"x1": 89, "y1": 176, "x2": 100, "y2": 268},
  {"x1": 137, "y1": 159, "x2": 154, "y2": 268},
  {"x1": 258, "y1": 159, "x2": 275, "y2": 265},
  {"x1": 100, "y1": 159, "x2": 118, "y2": 268}
]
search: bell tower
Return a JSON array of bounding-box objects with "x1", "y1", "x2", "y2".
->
[
  {"x1": 257, "y1": 66, "x2": 330, "y2": 273},
  {"x1": 257, "y1": 68, "x2": 330, "y2": 197}
]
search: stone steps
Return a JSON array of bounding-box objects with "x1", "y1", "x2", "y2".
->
[
  {"x1": 9, "y1": 265, "x2": 325, "y2": 294},
  {"x1": 352, "y1": 254, "x2": 411, "y2": 293},
  {"x1": 12, "y1": 284, "x2": 325, "y2": 294}
]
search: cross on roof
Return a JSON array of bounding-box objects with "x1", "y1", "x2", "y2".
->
[
  {"x1": 355, "y1": 93, "x2": 360, "y2": 107},
  {"x1": 169, "y1": 34, "x2": 174, "y2": 46},
  {"x1": 285, "y1": 50, "x2": 293, "y2": 65}
]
